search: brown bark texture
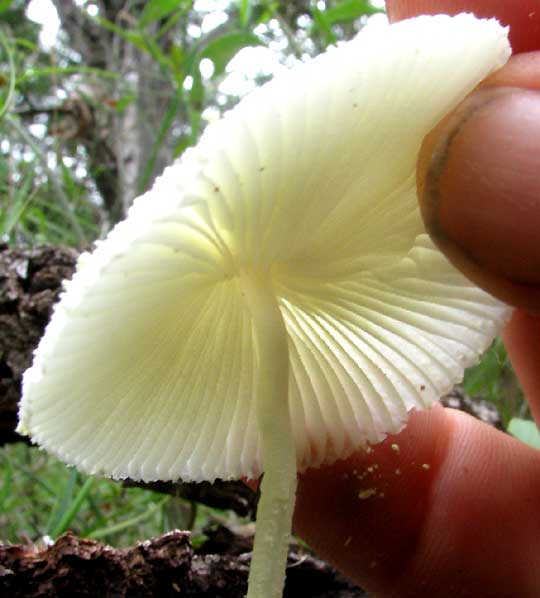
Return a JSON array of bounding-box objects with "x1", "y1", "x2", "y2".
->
[
  {"x1": 0, "y1": 244, "x2": 78, "y2": 445},
  {"x1": 0, "y1": 525, "x2": 366, "y2": 598}
]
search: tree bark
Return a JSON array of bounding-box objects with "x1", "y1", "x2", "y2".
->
[
  {"x1": 0, "y1": 244, "x2": 78, "y2": 445},
  {"x1": 0, "y1": 526, "x2": 367, "y2": 598},
  {"x1": 51, "y1": 0, "x2": 179, "y2": 223}
]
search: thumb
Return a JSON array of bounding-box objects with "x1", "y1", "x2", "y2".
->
[{"x1": 417, "y1": 52, "x2": 540, "y2": 312}]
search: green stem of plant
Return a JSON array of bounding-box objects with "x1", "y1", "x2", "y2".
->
[{"x1": 241, "y1": 271, "x2": 297, "y2": 598}]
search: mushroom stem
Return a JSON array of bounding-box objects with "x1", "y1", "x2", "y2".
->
[{"x1": 241, "y1": 271, "x2": 297, "y2": 598}]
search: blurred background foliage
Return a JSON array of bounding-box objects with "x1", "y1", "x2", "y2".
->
[
  {"x1": 0, "y1": 0, "x2": 383, "y2": 247},
  {"x1": 0, "y1": 0, "x2": 534, "y2": 548}
]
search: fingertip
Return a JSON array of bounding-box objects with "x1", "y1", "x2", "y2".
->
[
  {"x1": 386, "y1": 0, "x2": 540, "y2": 54},
  {"x1": 294, "y1": 405, "x2": 454, "y2": 593},
  {"x1": 389, "y1": 2, "x2": 540, "y2": 312},
  {"x1": 417, "y1": 84, "x2": 540, "y2": 312},
  {"x1": 503, "y1": 309, "x2": 540, "y2": 425},
  {"x1": 295, "y1": 405, "x2": 540, "y2": 596},
  {"x1": 482, "y1": 51, "x2": 540, "y2": 90}
]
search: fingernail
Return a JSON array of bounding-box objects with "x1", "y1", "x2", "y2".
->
[{"x1": 420, "y1": 87, "x2": 540, "y2": 293}]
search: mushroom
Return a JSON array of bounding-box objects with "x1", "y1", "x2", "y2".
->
[{"x1": 18, "y1": 14, "x2": 511, "y2": 598}]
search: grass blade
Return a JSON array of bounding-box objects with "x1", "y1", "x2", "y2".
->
[
  {"x1": 89, "y1": 496, "x2": 170, "y2": 540},
  {"x1": 50, "y1": 476, "x2": 95, "y2": 538},
  {"x1": 46, "y1": 469, "x2": 78, "y2": 536},
  {"x1": 0, "y1": 27, "x2": 16, "y2": 120}
]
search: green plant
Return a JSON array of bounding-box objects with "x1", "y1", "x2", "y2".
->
[
  {"x1": 0, "y1": 442, "x2": 220, "y2": 547},
  {"x1": 464, "y1": 337, "x2": 527, "y2": 427},
  {"x1": 508, "y1": 418, "x2": 540, "y2": 449}
]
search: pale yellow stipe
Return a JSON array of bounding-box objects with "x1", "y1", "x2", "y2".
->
[{"x1": 240, "y1": 270, "x2": 296, "y2": 598}]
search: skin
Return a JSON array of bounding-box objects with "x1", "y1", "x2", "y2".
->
[{"x1": 293, "y1": 2, "x2": 540, "y2": 596}]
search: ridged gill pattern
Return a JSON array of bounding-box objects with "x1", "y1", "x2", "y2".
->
[{"x1": 18, "y1": 14, "x2": 511, "y2": 481}]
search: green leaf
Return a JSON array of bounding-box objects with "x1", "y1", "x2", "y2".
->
[
  {"x1": 169, "y1": 44, "x2": 184, "y2": 71},
  {"x1": 14, "y1": 37, "x2": 38, "y2": 52},
  {"x1": 173, "y1": 136, "x2": 193, "y2": 158},
  {"x1": 89, "y1": 496, "x2": 169, "y2": 540},
  {"x1": 189, "y1": 72, "x2": 205, "y2": 108},
  {"x1": 60, "y1": 162, "x2": 78, "y2": 198},
  {"x1": 141, "y1": 35, "x2": 174, "y2": 71},
  {"x1": 1, "y1": 164, "x2": 35, "y2": 236},
  {"x1": 255, "y1": 2, "x2": 279, "y2": 25},
  {"x1": 0, "y1": 0, "x2": 13, "y2": 14},
  {"x1": 46, "y1": 469, "x2": 78, "y2": 537},
  {"x1": 96, "y1": 16, "x2": 173, "y2": 71},
  {"x1": 322, "y1": 0, "x2": 383, "y2": 26},
  {"x1": 0, "y1": 457, "x2": 13, "y2": 510},
  {"x1": 201, "y1": 31, "x2": 263, "y2": 78},
  {"x1": 0, "y1": 28, "x2": 16, "y2": 120},
  {"x1": 124, "y1": 30, "x2": 147, "y2": 52},
  {"x1": 139, "y1": 0, "x2": 185, "y2": 27},
  {"x1": 311, "y1": 0, "x2": 384, "y2": 46},
  {"x1": 188, "y1": 104, "x2": 202, "y2": 143},
  {"x1": 114, "y1": 93, "x2": 136, "y2": 113},
  {"x1": 239, "y1": 0, "x2": 251, "y2": 27},
  {"x1": 310, "y1": 7, "x2": 337, "y2": 46},
  {"x1": 17, "y1": 65, "x2": 118, "y2": 84},
  {"x1": 50, "y1": 476, "x2": 95, "y2": 538},
  {"x1": 157, "y1": 7, "x2": 187, "y2": 39},
  {"x1": 508, "y1": 418, "x2": 540, "y2": 449},
  {"x1": 137, "y1": 94, "x2": 180, "y2": 193},
  {"x1": 96, "y1": 16, "x2": 147, "y2": 51}
]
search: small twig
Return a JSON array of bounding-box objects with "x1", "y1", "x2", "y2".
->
[{"x1": 14, "y1": 107, "x2": 72, "y2": 117}]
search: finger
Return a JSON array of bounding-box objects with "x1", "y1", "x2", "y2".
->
[
  {"x1": 386, "y1": 0, "x2": 540, "y2": 54},
  {"x1": 503, "y1": 310, "x2": 540, "y2": 425},
  {"x1": 415, "y1": 54, "x2": 540, "y2": 414},
  {"x1": 295, "y1": 405, "x2": 540, "y2": 597},
  {"x1": 392, "y1": 5, "x2": 540, "y2": 414},
  {"x1": 391, "y1": 2, "x2": 540, "y2": 312},
  {"x1": 417, "y1": 75, "x2": 540, "y2": 312}
]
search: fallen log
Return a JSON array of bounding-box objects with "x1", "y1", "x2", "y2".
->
[{"x1": 0, "y1": 525, "x2": 366, "y2": 597}]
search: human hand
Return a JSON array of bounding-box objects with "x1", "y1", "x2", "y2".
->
[{"x1": 294, "y1": 2, "x2": 540, "y2": 596}]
